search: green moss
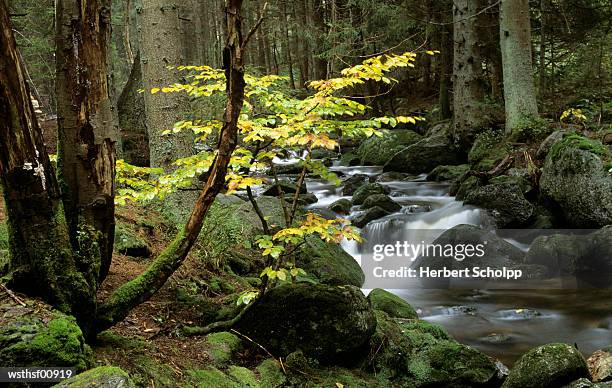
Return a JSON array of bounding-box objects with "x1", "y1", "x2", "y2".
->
[
  {"x1": 227, "y1": 366, "x2": 259, "y2": 387},
  {"x1": 356, "y1": 130, "x2": 422, "y2": 166},
  {"x1": 114, "y1": 222, "x2": 151, "y2": 258},
  {"x1": 549, "y1": 133, "x2": 607, "y2": 162},
  {"x1": 256, "y1": 359, "x2": 286, "y2": 388},
  {"x1": 298, "y1": 236, "x2": 365, "y2": 287},
  {"x1": 510, "y1": 116, "x2": 552, "y2": 142},
  {"x1": 368, "y1": 289, "x2": 418, "y2": 319},
  {"x1": 352, "y1": 183, "x2": 389, "y2": 205},
  {"x1": 96, "y1": 331, "x2": 151, "y2": 351},
  {"x1": 131, "y1": 355, "x2": 176, "y2": 387},
  {"x1": 54, "y1": 366, "x2": 134, "y2": 387},
  {"x1": 398, "y1": 320, "x2": 453, "y2": 342},
  {"x1": 187, "y1": 366, "x2": 238, "y2": 388},
  {"x1": 205, "y1": 331, "x2": 242, "y2": 366},
  {"x1": 0, "y1": 221, "x2": 8, "y2": 250}
]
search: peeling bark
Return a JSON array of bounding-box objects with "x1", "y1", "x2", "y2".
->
[{"x1": 55, "y1": 0, "x2": 118, "y2": 282}]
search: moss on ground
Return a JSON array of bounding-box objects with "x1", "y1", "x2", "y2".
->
[
  {"x1": 204, "y1": 331, "x2": 243, "y2": 366},
  {"x1": 54, "y1": 366, "x2": 134, "y2": 387}
]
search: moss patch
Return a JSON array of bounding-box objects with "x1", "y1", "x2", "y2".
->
[
  {"x1": 368, "y1": 289, "x2": 418, "y2": 319},
  {"x1": 54, "y1": 366, "x2": 134, "y2": 387},
  {"x1": 204, "y1": 331, "x2": 243, "y2": 366}
]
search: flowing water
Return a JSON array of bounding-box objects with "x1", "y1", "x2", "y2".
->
[{"x1": 305, "y1": 164, "x2": 612, "y2": 365}]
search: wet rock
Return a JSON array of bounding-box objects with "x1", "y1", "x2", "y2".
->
[
  {"x1": 368, "y1": 289, "x2": 417, "y2": 319},
  {"x1": 361, "y1": 194, "x2": 401, "y2": 213},
  {"x1": 480, "y1": 333, "x2": 513, "y2": 344},
  {"x1": 427, "y1": 164, "x2": 470, "y2": 182},
  {"x1": 329, "y1": 198, "x2": 352, "y2": 214},
  {"x1": 540, "y1": 134, "x2": 611, "y2": 228},
  {"x1": 284, "y1": 192, "x2": 318, "y2": 206},
  {"x1": 235, "y1": 283, "x2": 376, "y2": 364},
  {"x1": 311, "y1": 148, "x2": 338, "y2": 160},
  {"x1": 588, "y1": 347, "x2": 612, "y2": 382},
  {"x1": 376, "y1": 171, "x2": 409, "y2": 182},
  {"x1": 352, "y1": 206, "x2": 389, "y2": 228},
  {"x1": 339, "y1": 152, "x2": 361, "y2": 167},
  {"x1": 54, "y1": 366, "x2": 134, "y2": 387},
  {"x1": 342, "y1": 174, "x2": 370, "y2": 195},
  {"x1": 402, "y1": 204, "x2": 432, "y2": 214},
  {"x1": 525, "y1": 227, "x2": 612, "y2": 282},
  {"x1": 496, "y1": 309, "x2": 542, "y2": 320},
  {"x1": 503, "y1": 343, "x2": 589, "y2": 388},
  {"x1": 383, "y1": 134, "x2": 464, "y2": 174},
  {"x1": 273, "y1": 163, "x2": 303, "y2": 175},
  {"x1": 114, "y1": 222, "x2": 151, "y2": 258},
  {"x1": 352, "y1": 183, "x2": 390, "y2": 205},
  {"x1": 355, "y1": 129, "x2": 422, "y2": 166},
  {"x1": 0, "y1": 298, "x2": 91, "y2": 370},
  {"x1": 464, "y1": 176, "x2": 535, "y2": 228}
]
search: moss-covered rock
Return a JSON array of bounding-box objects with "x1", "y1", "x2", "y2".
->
[
  {"x1": 262, "y1": 181, "x2": 307, "y2": 196},
  {"x1": 329, "y1": 198, "x2": 352, "y2": 214},
  {"x1": 407, "y1": 340, "x2": 499, "y2": 387},
  {"x1": 54, "y1": 366, "x2": 134, "y2": 387},
  {"x1": 339, "y1": 152, "x2": 361, "y2": 167},
  {"x1": 352, "y1": 183, "x2": 390, "y2": 205},
  {"x1": 383, "y1": 134, "x2": 464, "y2": 174},
  {"x1": 525, "y1": 227, "x2": 612, "y2": 281},
  {"x1": 298, "y1": 236, "x2": 365, "y2": 287},
  {"x1": 368, "y1": 289, "x2": 417, "y2": 319},
  {"x1": 426, "y1": 164, "x2": 470, "y2": 182},
  {"x1": 469, "y1": 129, "x2": 511, "y2": 172},
  {"x1": 187, "y1": 366, "x2": 239, "y2": 388},
  {"x1": 503, "y1": 343, "x2": 589, "y2": 388},
  {"x1": 540, "y1": 134, "x2": 612, "y2": 227},
  {"x1": 256, "y1": 359, "x2": 287, "y2": 388},
  {"x1": 114, "y1": 222, "x2": 151, "y2": 258},
  {"x1": 235, "y1": 283, "x2": 376, "y2": 363},
  {"x1": 361, "y1": 194, "x2": 401, "y2": 213},
  {"x1": 0, "y1": 298, "x2": 91, "y2": 371},
  {"x1": 204, "y1": 331, "x2": 243, "y2": 366},
  {"x1": 352, "y1": 206, "x2": 389, "y2": 228},
  {"x1": 464, "y1": 176, "x2": 535, "y2": 227},
  {"x1": 356, "y1": 130, "x2": 423, "y2": 166},
  {"x1": 227, "y1": 365, "x2": 259, "y2": 387},
  {"x1": 342, "y1": 174, "x2": 370, "y2": 196}
]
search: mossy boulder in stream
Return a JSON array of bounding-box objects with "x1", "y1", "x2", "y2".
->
[
  {"x1": 540, "y1": 134, "x2": 611, "y2": 227},
  {"x1": 367, "y1": 288, "x2": 417, "y2": 319},
  {"x1": 299, "y1": 236, "x2": 365, "y2": 287},
  {"x1": 426, "y1": 164, "x2": 470, "y2": 182},
  {"x1": 503, "y1": 343, "x2": 589, "y2": 388},
  {"x1": 383, "y1": 134, "x2": 464, "y2": 174},
  {"x1": 352, "y1": 183, "x2": 390, "y2": 205},
  {"x1": 352, "y1": 206, "x2": 389, "y2": 228},
  {"x1": 0, "y1": 298, "x2": 91, "y2": 370},
  {"x1": 329, "y1": 198, "x2": 352, "y2": 214},
  {"x1": 361, "y1": 194, "x2": 401, "y2": 213},
  {"x1": 235, "y1": 283, "x2": 376, "y2": 363},
  {"x1": 356, "y1": 129, "x2": 422, "y2": 166},
  {"x1": 54, "y1": 366, "x2": 134, "y2": 387}
]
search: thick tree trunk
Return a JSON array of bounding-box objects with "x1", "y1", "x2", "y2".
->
[
  {"x1": 280, "y1": 0, "x2": 296, "y2": 89},
  {"x1": 500, "y1": 0, "x2": 539, "y2": 133},
  {"x1": 453, "y1": 0, "x2": 488, "y2": 147},
  {"x1": 95, "y1": 0, "x2": 247, "y2": 334},
  {"x1": 55, "y1": 0, "x2": 118, "y2": 282},
  {"x1": 439, "y1": 23, "x2": 453, "y2": 120},
  {"x1": 312, "y1": 0, "x2": 328, "y2": 80},
  {"x1": 0, "y1": 1, "x2": 95, "y2": 331},
  {"x1": 139, "y1": 0, "x2": 194, "y2": 169},
  {"x1": 118, "y1": 52, "x2": 149, "y2": 167}
]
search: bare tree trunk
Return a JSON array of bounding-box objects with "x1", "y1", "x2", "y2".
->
[
  {"x1": 500, "y1": 0, "x2": 539, "y2": 133},
  {"x1": 95, "y1": 0, "x2": 247, "y2": 334},
  {"x1": 453, "y1": 0, "x2": 487, "y2": 147},
  {"x1": 0, "y1": 1, "x2": 96, "y2": 332},
  {"x1": 538, "y1": 0, "x2": 548, "y2": 96},
  {"x1": 280, "y1": 0, "x2": 296, "y2": 89},
  {"x1": 312, "y1": 0, "x2": 328, "y2": 80},
  {"x1": 55, "y1": 0, "x2": 118, "y2": 282},
  {"x1": 124, "y1": 0, "x2": 135, "y2": 66}
]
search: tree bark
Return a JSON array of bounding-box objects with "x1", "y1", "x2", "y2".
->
[
  {"x1": 500, "y1": 0, "x2": 539, "y2": 133},
  {"x1": 453, "y1": 0, "x2": 487, "y2": 147},
  {"x1": 280, "y1": 0, "x2": 296, "y2": 89},
  {"x1": 55, "y1": 0, "x2": 118, "y2": 282},
  {"x1": 0, "y1": 1, "x2": 95, "y2": 332},
  {"x1": 95, "y1": 0, "x2": 247, "y2": 334},
  {"x1": 138, "y1": 0, "x2": 194, "y2": 169}
]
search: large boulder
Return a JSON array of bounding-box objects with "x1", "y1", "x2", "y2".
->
[
  {"x1": 356, "y1": 130, "x2": 422, "y2": 166},
  {"x1": 0, "y1": 298, "x2": 91, "y2": 371},
  {"x1": 235, "y1": 283, "x2": 376, "y2": 363},
  {"x1": 199, "y1": 196, "x2": 363, "y2": 287},
  {"x1": 464, "y1": 176, "x2": 535, "y2": 227},
  {"x1": 503, "y1": 343, "x2": 589, "y2": 388},
  {"x1": 54, "y1": 366, "x2": 134, "y2": 387},
  {"x1": 329, "y1": 198, "x2": 352, "y2": 215},
  {"x1": 383, "y1": 134, "x2": 464, "y2": 174},
  {"x1": 352, "y1": 206, "x2": 389, "y2": 228},
  {"x1": 361, "y1": 194, "x2": 401, "y2": 213},
  {"x1": 342, "y1": 174, "x2": 370, "y2": 196},
  {"x1": 367, "y1": 289, "x2": 417, "y2": 319},
  {"x1": 540, "y1": 134, "x2": 612, "y2": 228},
  {"x1": 525, "y1": 227, "x2": 612, "y2": 284},
  {"x1": 352, "y1": 183, "x2": 390, "y2": 205}
]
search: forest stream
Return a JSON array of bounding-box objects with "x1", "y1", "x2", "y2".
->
[{"x1": 305, "y1": 163, "x2": 612, "y2": 365}]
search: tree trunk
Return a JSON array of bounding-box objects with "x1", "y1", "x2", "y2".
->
[
  {"x1": 55, "y1": 0, "x2": 118, "y2": 282},
  {"x1": 453, "y1": 0, "x2": 487, "y2": 147},
  {"x1": 95, "y1": 0, "x2": 247, "y2": 334},
  {"x1": 0, "y1": 1, "x2": 96, "y2": 332},
  {"x1": 138, "y1": 0, "x2": 194, "y2": 169},
  {"x1": 118, "y1": 52, "x2": 149, "y2": 167},
  {"x1": 280, "y1": 0, "x2": 296, "y2": 89},
  {"x1": 312, "y1": 0, "x2": 328, "y2": 80},
  {"x1": 538, "y1": 0, "x2": 548, "y2": 96},
  {"x1": 439, "y1": 23, "x2": 453, "y2": 120},
  {"x1": 500, "y1": 0, "x2": 539, "y2": 133}
]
